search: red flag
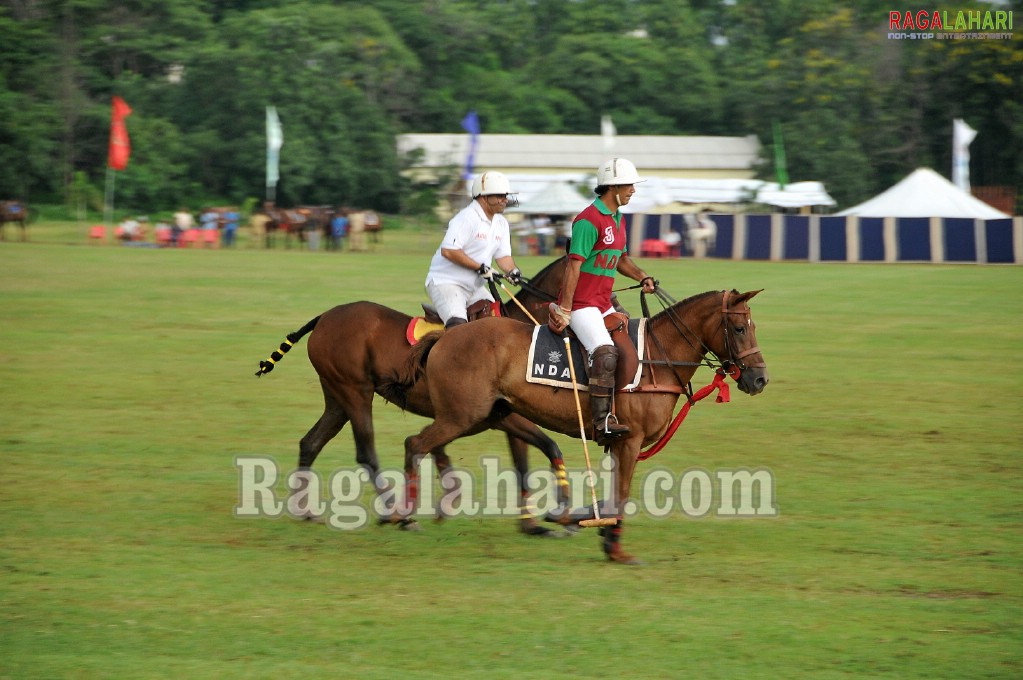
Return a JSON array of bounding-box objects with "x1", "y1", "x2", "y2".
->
[{"x1": 108, "y1": 96, "x2": 133, "y2": 171}]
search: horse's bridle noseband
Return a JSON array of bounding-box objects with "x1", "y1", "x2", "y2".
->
[{"x1": 719, "y1": 291, "x2": 765, "y2": 372}]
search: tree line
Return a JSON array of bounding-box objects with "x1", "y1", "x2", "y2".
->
[{"x1": 1, "y1": 0, "x2": 1020, "y2": 216}]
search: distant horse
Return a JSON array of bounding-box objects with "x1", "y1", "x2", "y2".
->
[
  {"x1": 254, "y1": 257, "x2": 571, "y2": 534},
  {"x1": 388, "y1": 289, "x2": 769, "y2": 562},
  {"x1": 0, "y1": 200, "x2": 29, "y2": 241},
  {"x1": 264, "y1": 206, "x2": 335, "y2": 248}
]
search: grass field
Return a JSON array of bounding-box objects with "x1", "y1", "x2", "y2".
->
[{"x1": 2, "y1": 222, "x2": 1021, "y2": 678}]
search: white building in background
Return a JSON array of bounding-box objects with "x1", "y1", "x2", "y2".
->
[{"x1": 397, "y1": 133, "x2": 834, "y2": 216}]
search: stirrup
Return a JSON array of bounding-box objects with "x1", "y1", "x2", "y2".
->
[{"x1": 595, "y1": 413, "x2": 630, "y2": 443}]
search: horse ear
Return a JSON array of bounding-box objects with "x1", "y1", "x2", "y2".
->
[{"x1": 735, "y1": 289, "x2": 764, "y2": 304}]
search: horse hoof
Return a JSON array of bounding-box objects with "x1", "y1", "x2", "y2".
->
[
  {"x1": 606, "y1": 550, "x2": 643, "y2": 566},
  {"x1": 520, "y1": 520, "x2": 560, "y2": 537},
  {"x1": 399, "y1": 518, "x2": 421, "y2": 532}
]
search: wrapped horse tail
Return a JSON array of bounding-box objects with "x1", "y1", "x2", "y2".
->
[{"x1": 254, "y1": 316, "x2": 321, "y2": 376}]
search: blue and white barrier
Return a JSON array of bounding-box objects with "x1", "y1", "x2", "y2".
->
[{"x1": 627, "y1": 213, "x2": 1023, "y2": 264}]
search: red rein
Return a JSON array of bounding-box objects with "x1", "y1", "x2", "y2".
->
[{"x1": 637, "y1": 366, "x2": 740, "y2": 462}]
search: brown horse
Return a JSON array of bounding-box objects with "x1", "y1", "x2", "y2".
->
[
  {"x1": 263, "y1": 205, "x2": 335, "y2": 248},
  {"x1": 389, "y1": 289, "x2": 769, "y2": 563},
  {"x1": 254, "y1": 257, "x2": 571, "y2": 534},
  {"x1": 0, "y1": 200, "x2": 29, "y2": 241}
]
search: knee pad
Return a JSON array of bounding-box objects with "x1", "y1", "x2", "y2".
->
[{"x1": 589, "y1": 345, "x2": 619, "y2": 390}]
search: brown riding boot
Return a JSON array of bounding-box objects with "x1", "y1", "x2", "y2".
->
[{"x1": 589, "y1": 345, "x2": 630, "y2": 445}]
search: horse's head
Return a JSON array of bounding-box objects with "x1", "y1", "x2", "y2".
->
[{"x1": 705, "y1": 290, "x2": 769, "y2": 396}]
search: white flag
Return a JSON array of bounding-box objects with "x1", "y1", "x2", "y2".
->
[
  {"x1": 601, "y1": 115, "x2": 616, "y2": 151},
  {"x1": 266, "y1": 106, "x2": 283, "y2": 188},
  {"x1": 952, "y1": 118, "x2": 976, "y2": 193}
]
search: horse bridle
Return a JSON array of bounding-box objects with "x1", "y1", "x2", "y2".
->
[
  {"x1": 718, "y1": 291, "x2": 765, "y2": 372},
  {"x1": 640, "y1": 289, "x2": 762, "y2": 391}
]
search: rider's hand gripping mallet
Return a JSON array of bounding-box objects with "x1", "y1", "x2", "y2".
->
[{"x1": 562, "y1": 335, "x2": 617, "y2": 528}]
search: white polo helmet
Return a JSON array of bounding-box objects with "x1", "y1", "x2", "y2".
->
[
  {"x1": 596, "y1": 158, "x2": 645, "y2": 186},
  {"x1": 470, "y1": 171, "x2": 515, "y2": 198}
]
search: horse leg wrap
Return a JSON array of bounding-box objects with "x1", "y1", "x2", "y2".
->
[
  {"x1": 600, "y1": 516, "x2": 625, "y2": 554},
  {"x1": 403, "y1": 473, "x2": 419, "y2": 518},
  {"x1": 553, "y1": 459, "x2": 570, "y2": 506},
  {"x1": 589, "y1": 345, "x2": 629, "y2": 443}
]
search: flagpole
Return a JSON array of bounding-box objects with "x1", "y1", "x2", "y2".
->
[{"x1": 104, "y1": 167, "x2": 115, "y2": 242}]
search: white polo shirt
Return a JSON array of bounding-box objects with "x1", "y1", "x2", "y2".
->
[{"x1": 425, "y1": 199, "x2": 512, "y2": 289}]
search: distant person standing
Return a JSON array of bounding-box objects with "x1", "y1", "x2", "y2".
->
[
  {"x1": 686, "y1": 208, "x2": 717, "y2": 258},
  {"x1": 348, "y1": 209, "x2": 367, "y2": 252},
  {"x1": 222, "y1": 208, "x2": 240, "y2": 248},
  {"x1": 249, "y1": 208, "x2": 271, "y2": 249},
  {"x1": 329, "y1": 209, "x2": 349, "y2": 251}
]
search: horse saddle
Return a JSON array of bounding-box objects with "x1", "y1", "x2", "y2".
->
[
  {"x1": 419, "y1": 300, "x2": 498, "y2": 324},
  {"x1": 526, "y1": 314, "x2": 644, "y2": 391},
  {"x1": 408, "y1": 300, "x2": 500, "y2": 345}
]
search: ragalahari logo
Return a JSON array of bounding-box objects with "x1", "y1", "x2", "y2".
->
[{"x1": 887, "y1": 9, "x2": 1014, "y2": 40}]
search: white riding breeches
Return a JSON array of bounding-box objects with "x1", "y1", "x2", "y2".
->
[
  {"x1": 568, "y1": 306, "x2": 615, "y2": 357},
  {"x1": 426, "y1": 281, "x2": 493, "y2": 324}
]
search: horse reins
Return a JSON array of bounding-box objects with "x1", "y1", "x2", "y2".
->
[{"x1": 515, "y1": 274, "x2": 557, "y2": 303}]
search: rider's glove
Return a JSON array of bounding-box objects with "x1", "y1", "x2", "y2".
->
[
  {"x1": 506, "y1": 268, "x2": 522, "y2": 286},
  {"x1": 476, "y1": 263, "x2": 495, "y2": 280}
]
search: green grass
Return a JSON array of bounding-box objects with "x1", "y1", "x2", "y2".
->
[{"x1": 1, "y1": 223, "x2": 1021, "y2": 679}]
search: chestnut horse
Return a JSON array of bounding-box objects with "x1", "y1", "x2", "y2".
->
[
  {"x1": 254, "y1": 257, "x2": 570, "y2": 534},
  {"x1": 388, "y1": 289, "x2": 769, "y2": 563}
]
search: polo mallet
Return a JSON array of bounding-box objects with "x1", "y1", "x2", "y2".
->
[
  {"x1": 562, "y1": 335, "x2": 617, "y2": 528},
  {"x1": 498, "y1": 279, "x2": 540, "y2": 325}
]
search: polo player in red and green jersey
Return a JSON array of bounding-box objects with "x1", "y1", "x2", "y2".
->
[{"x1": 549, "y1": 158, "x2": 657, "y2": 444}]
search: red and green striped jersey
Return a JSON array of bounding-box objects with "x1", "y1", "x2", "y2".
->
[{"x1": 563, "y1": 200, "x2": 628, "y2": 311}]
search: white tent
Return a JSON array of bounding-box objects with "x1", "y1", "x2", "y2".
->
[
  {"x1": 506, "y1": 179, "x2": 590, "y2": 215},
  {"x1": 837, "y1": 167, "x2": 1010, "y2": 219}
]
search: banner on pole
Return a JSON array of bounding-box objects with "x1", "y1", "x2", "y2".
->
[
  {"x1": 266, "y1": 106, "x2": 283, "y2": 189},
  {"x1": 108, "y1": 96, "x2": 133, "y2": 171},
  {"x1": 601, "y1": 115, "x2": 616, "y2": 152},
  {"x1": 952, "y1": 118, "x2": 977, "y2": 193},
  {"x1": 461, "y1": 110, "x2": 480, "y2": 180},
  {"x1": 772, "y1": 120, "x2": 789, "y2": 189}
]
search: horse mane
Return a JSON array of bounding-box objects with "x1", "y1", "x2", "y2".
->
[
  {"x1": 650, "y1": 289, "x2": 726, "y2": 321},
  {"x1": 531, "y1": 255, "x2": 568, "y2": 281},
  {"x1": 378, "y1": 331, "x2": 444, "y2": 410},
  {"x1": 513, "y1": 255, "x2": 567, "y2": 304}
]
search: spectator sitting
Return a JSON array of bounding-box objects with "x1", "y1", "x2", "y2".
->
[
  {"x1": 118, "y1": 217, "x2": 141, "y2": 241},
  {"x1": 173, "y1": 207, "x2": 194, "y2": 246}
]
